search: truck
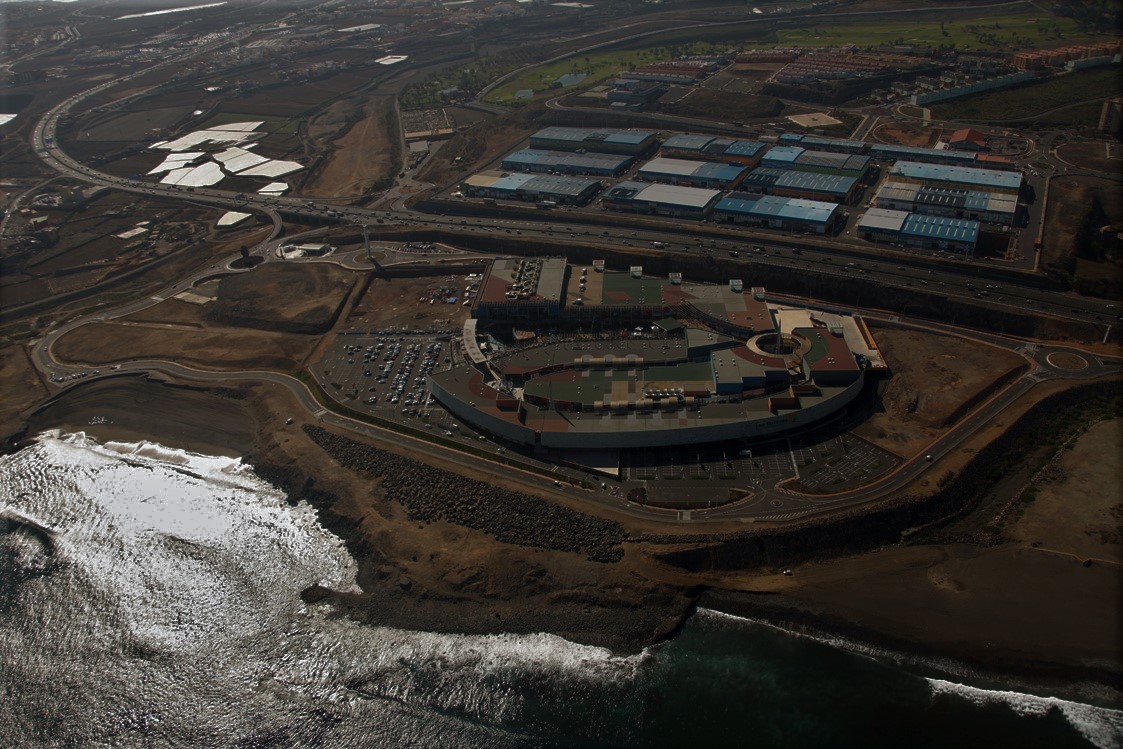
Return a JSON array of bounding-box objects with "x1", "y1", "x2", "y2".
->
[
  {"x1": 651, "y1": 241, "x2": 667, "y2": 248},
  {"x1": 536, "y1": 200, "x2": 557, "y2": 210}
]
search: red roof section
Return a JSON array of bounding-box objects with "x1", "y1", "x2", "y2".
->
[{"x1": 949, "y1": 128, "x2": 985, "y2": 146}]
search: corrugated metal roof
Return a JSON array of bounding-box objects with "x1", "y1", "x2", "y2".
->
[
  {"x1": 639, "y1": 157, "x2": 747, "y2": 184},
  {"x1": 715, "y1": 194, "x2": 839, "y2": 223},
  {"x1": 901, "y1": 213, "x2": 979, "y2": 242},
  {"x1": 503, "y1": 148, "x2": 631, "y2": 171},
  {"x1": 890, "y1": 161, "x2": 1023, "y2": 191},
  {"x1": 743, "y1": 168, "x2": 857, "y2": 196},
  {"x1": 762, "y1": 145, "x2": 804, "y2": 163},
  {"x1": 663, "y1": 134, "x2": 713, "y2": 150},
  {"x1": 869, "y1": 144, "x2": 977, "y2": 163},
  {"x1": 633, "y1": 182, "x2": 723, "y2": 208},
  {"x1": 521, "y1": 174, "x2": 601, "y2": 196},
  {"x1": 531, "y1": 126, "x2": 657, "y2": 146},
  {"x1": 858, "y1": 208, "x2": 909, "y2": 232}
]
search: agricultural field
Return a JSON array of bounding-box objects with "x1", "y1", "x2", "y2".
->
[
  {"x1": 758, "y1": 12, "x2": 1095, "y2": 52},
  {"x1": 930, "y1": 67, "x2": 1121, "y2": 122}
]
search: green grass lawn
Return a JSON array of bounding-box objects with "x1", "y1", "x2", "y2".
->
[
  {"x1": 483, "y1": 42, "x2": 726, "y2": 105},
  {"x1": 760, "y1": 13, "x2": 1094, "y2": 51},
  {"x1": 930, "y1": 67, "x2": 1122, "y2": 122}
]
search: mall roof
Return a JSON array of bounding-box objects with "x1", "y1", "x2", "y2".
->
[
  {"x1": 889, "y1": 161, "x2": 1023, "y2": 191},
  {"x1": 714, "y1": 193, "x2": 840, "y2": 224}
]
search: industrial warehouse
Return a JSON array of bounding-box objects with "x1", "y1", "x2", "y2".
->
[
  {"x1": 451, "y1": 127, "x2": 1025, "y2": 252},
  {"x1": 712, "y1": 193, "x2": 845, "y2": 235},
  {"x1": 637, "y1": 157, "x2": 750, "y2": 190},
  {"x1": 660, "y1": 134, "x2": 769, "y2": 166},
  {"x1": 460, "y1": 170, "x2": 602, "y2": 204},
  {"x1": 856, "y1": 207, "x2": 980, "y2": 253},
  {"x1": 501, "y1": 148, "x2": 633, "y2": 177},
  {"x1": 602, "y1": 181, "x2": 723, "y2": 218},
  {"x1": 528, "y1": 126, "x2": 659, "y2": 155},
  {"x1": 887, "y1": 161, "x2": 1024, "y2": 194},
  {"x1": 738, "y1": 168, "x2": 860, "y2": 204},
  {"x1": 873, "y1": 181, "x2": 1018, "y2": 225},
  {"x1": 760, "y1": 146, "x2": 873, "y2": 180},
  {"x1": 429, "y1": 257, "x2": 886, "y2": 450}
]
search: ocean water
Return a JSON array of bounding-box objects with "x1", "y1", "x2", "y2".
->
[{"x1": 1, "y1": 431, "x2": 1120, "y2": 748}]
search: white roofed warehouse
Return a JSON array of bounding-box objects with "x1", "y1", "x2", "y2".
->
[{"x1": 601, "y1": 181, "x2": 723, "y2": 219}]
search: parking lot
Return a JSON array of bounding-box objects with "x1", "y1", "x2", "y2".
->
[
  {"x1": 619, "y1": 426, "x2": 899, "y2": 506},
  {"x1": 313, "y1": 331, "x2": 453, "y2": 422}
]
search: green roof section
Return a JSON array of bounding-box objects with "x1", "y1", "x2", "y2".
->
[{"x1": 601, "y1": 272, "x2": 663, "y2": 305}]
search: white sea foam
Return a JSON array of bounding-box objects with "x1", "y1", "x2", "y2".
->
[
  {"x1": 928, "y1": 679, "x2": 1123, "y2": 749},
  {"x1": 697, "y1": 607, "x2": 1123, "y2": 748},
  {"x1": 0, "y1": 431, "x2": 643, "y2": 745}
]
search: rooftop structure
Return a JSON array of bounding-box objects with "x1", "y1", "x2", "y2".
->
[
  {"x1": 501, "y1": 148, "x2": 633, "y2": 177},
  {"x1": 857, "y1": 208, "x2": 979, "y2": 253},
  {"x1": 529, "y1": 126, "x2": 659, "y2": 155},
  {"x1": 761, "y1": 146, "x2": 872, "y2": 179},
  {"x1": 777, "y1": 133, "x2": 868, "y2": 154},
  {"x1": 947, "y1": 128, "x2": 986, "y2": 151},
  {"x1": 473, "y1": 257, "x2": 567, "y2": 320},
  {"x1": 660, "y1": 134, "x2": 769, "y2": 166},
  {"x1": 602, "y1": 181, "x2": 722, "y2": 218},
  {"x1": 637, "y1": 157, "x2": 750, "y2": 189},
  {"x1": 874, "y1": 180, "x2": 1016, "y2": 225},
  {"x1": 869, "y1": 143, "x2": 977, "y2": 166},
  {"x1": 888, "y1": 161, "x2": 1023, "y2": 194},
  {"x1": 461, "y1": 170, "x2": 602, "y2": 204},
  {"x1": 739, "y1": 167, "x2": 860, "y2": 203},
  {"x1": 713, "y1": 193, "x2": 843, "y2": 235}
]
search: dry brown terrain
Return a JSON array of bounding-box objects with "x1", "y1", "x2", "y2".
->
[
  {"x1": 346, "y1": 274, "x2": 469, "y2": 328},
  {"x1": 303, "y1": 95, "x2": 398, "y2": 197},
  {"x1": 1011, "y1": 417, "x2": 1123, "y2": 563},
  {"x1": 52, "y1": 321, "x2": 318, "y2": 371},
  {"x1": 872, "y1": 120, "x2": 932, "y2": 147},
  {"x1": 0, "y1": 345, "x2": 49, "y2": 442},
  {"x1": 853, "y1": 325, "x2": 1029, "y2": 458}
]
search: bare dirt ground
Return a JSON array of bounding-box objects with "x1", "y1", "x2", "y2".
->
[
  {"x1": 0, "y1": 345, "x2": 49, "y2": 442},
  {"x1": 52, "y1": 321, "x2": 318, "y2": 372},
  {"x1": 852, "y1": 325, "x2": 1029, "y2": 458},
  {"x1": 303, "y1": 95, "x2": 398, "y2": 198},
  {"x1": 871, "y1": 120, "x2": 932, "y2": 147},
  {"x1": 1011, "y1": 417, "x2": 1122, "y2": 563},
  {"x1": 1057, "y1": 141, "x2": 1123, "y2": 174},
  {"x1": 346, "y1": 274, "x2": 469, "y2": 329},
  {"x1": 204, "y1": 263, "x2": 357, "y2": 332},
  {"x1": 418, "y1": 107, "x2": 543, "y2": 190}
]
